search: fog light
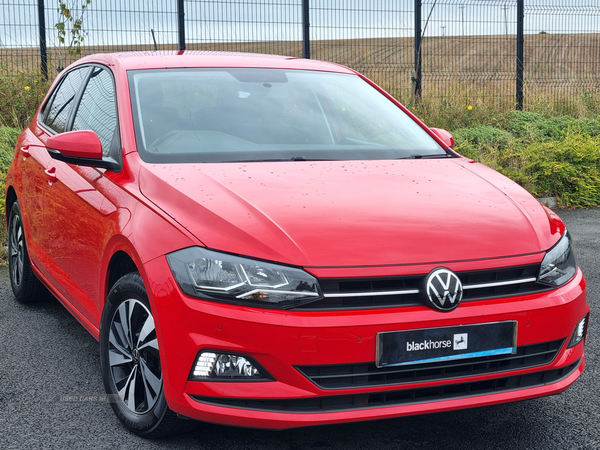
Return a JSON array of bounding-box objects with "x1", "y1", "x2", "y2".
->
[
  {"x1": 190, "y1": 351, "x2": 272, "y2": 381},
  {"x1": 568, "y1": 314, "x2": 589, "y2": 348},
  {"x1": 192, "y1": 352, "x2": 218, "y2": 378}
]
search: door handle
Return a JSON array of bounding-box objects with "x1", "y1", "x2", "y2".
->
[
  {"x1": 45, "y1": 167, "x2": 57, "y2": 183},
  {"x1": 20, "y1": 145, "x2": 30, "y2": 158}
]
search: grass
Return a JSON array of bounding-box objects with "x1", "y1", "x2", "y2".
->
[
  {"x1": 0, "y1": 126, "x2": 19, "y2": 264},
  {"x1": 2, "y1": 32, "x2": 599, "y2": 121},
  {"x1": 1, "y1": 32, "x2": 598, "y2": 128},
  {"x1": 405, "y1": 84, "x2": 600, "y2": 132},
  {"x1": 0, "y1": 65, "x2": 50, "y2": 129}
]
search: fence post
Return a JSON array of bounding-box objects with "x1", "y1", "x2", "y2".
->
[
  {"x1": 37, "y1": 0, "x2": 48, "y2": 80},
  {"x1": 516, "y1": 0, "x2": 524, "y2": 110},
  {"x1": 302, "y1": 0, "x2": 310, "y2": 58},
  {"x1": 178, "y1": 0, "x2": 186, "y2": 51},
  {"x1": 413, "y1": 0, "x2": 422, "y2": 103}
]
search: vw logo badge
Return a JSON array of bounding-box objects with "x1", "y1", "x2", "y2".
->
[{"x1": 422, "y1": 268, "x2": 463, "y2": 312}]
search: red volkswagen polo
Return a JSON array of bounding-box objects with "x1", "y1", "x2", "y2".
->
[{"x1": 6, "y1": 52, "x2": 588, "y2": 437}]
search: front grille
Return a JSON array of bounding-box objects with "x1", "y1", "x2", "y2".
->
[
  {"x1": 191, "y1": 360, "x2": 579, "y2": 413},
  {"x1": 296, "y1": 339, "x2": 564, "y2": 389},
  {"x1": 297, "y1": 264, "x2": 551, "y2": 310}
]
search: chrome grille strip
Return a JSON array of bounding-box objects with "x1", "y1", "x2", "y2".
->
[
  {"x1": 324, "y1": 289, "x2": 419, "y2": 298},
  {"x1": 323, "y1": 278, "x2": 539, "y2": 298},
  {"x1": 463, "y1": 277, "x2": 538, "y2": 290}
]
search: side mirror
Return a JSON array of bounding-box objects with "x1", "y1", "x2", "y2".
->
[
  {"x1": 46, "y1": 130, "x2": 120, "y2": 171},
  {"x1": 47, "y1": 130, "x2": 103, "y2": 159},
  {"x1": 430, "y1": 128, "x2": 455, "y2": 149}
]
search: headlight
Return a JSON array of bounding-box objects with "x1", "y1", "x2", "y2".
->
[
  {"x1": 538, "y1": 231, "x2": 577, "y2": 287},
  {"x1": 166, "y1": 247, "x2": 322, "y2": 308}
]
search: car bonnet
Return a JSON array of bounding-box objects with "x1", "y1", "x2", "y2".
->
[{"x1": 138, "y1": 158, "x2": 563, "y2": 268}]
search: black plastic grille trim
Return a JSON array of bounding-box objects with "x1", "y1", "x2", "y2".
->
[
  {"x1": 296, "y1": 339, "x2": 564, "y2": 389},
  {"x1": 191, "y1": 360, "x2": 579, "y2": 413},
  {"x1": 297, "y1": 264, "x2": 551, "y2": 310}
]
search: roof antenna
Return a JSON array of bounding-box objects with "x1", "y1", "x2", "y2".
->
[{"x1": 150, "y1": 29, "x2": 158, "y2": 51}]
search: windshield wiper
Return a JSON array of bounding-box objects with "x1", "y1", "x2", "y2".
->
[
  {"x1": 399, "y1": 153, "x2": 453, "y2": 160},
  {"x1": 289, "y1": 156, "x2": 335, "y2": 161},
  {"x1": 232, "y1": 157, "x2": 332, "y2": 163}
]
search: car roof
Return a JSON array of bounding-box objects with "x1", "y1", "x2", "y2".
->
[{"x1": 72, "y1": 51, "x2": 357, "y2": 74}]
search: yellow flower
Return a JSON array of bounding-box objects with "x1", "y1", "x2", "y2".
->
[
  {"x1": 24, "y1": 86, "x2": 31, "y2": 90},
  {"x1": 492, "y1": 117, "x2": 497, "y2": 121},
  {"x1": 467, "y1": 105, "x2": 473, "y2": 110}
]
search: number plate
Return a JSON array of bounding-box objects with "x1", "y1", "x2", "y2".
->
[{"x1": 376, "y1": 321, "x2": 517, "y2": 368}]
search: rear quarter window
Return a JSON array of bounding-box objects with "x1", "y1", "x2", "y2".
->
[
  {"x1": 42, "y1": 67, "x2": 90, "y2": 133},
  {"x1": 72, "y1": 67, "x2": 118, "y2": 156}
]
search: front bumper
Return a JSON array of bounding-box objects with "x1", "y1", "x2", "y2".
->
[{"x1": 144, "y1": 256, "x2": 588, "y2": 429}]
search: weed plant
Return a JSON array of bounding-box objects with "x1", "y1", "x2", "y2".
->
[{"x1": 0, "y1": 66, "x2": 50, "y2": 128}]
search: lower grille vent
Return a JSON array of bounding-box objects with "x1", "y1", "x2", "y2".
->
[
  {"x1": 296, "y1": 339, "x2": 564, "y2": 389},
  {"x1": 192, "y1": 360, "x2": 579, "y2": 413}
]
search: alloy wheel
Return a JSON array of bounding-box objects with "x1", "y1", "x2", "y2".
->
[
  {"x1": 9, "y1": 212, "x2": 24, "y2": 288},
  {"x1": 108, "y1": 298, "x2": 162, "y2": 414}
]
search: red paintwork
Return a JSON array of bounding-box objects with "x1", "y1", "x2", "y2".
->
[
  {"x1": 139, "y1": 158, "x2": 562, "y2": 267},
  {"x1": 430, "y1": 127, "x2": 455, "y2": 148},
  {"x1": 5, "y1": 51, "x2": 589, "y2": 429},
  {"x1": 46, "y1": 130, "x2": 103, "y2": 159}
]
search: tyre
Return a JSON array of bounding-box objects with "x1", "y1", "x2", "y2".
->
[
  {"x1": 8, "y1": 200, "x2": 48, "y2": 303},
  {"x1": 99, "y1": 272, "x2": 196, "y2": 438}
]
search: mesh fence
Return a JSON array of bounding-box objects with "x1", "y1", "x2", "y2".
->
[
  {"x1": 0, "y1": 0, "x2": 40, "y2": 71},
  {"x1": 420, "y1": 0, "x2": 518, "y2": 108},
  {"x1": 44, "y1": 0, "x2": 179, "y2": 73},
  {"x1": 524, "y1": 0, "x2": 600, "y2": 114},
  {"x1": 0, "y1": 0, "x2": 598, "y2": 112},
  {"x1": 185, "y1": 0, "x2": 303, "y2": 57},
  {"x1": 0, "y1": 0, "x2": 179, "y2": 75},
  {"x1": 310, "y1": 0, "x2": 415, "y2": 101}
]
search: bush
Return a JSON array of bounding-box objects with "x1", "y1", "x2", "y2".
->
[
  {"x1": 0, "y1": 127, "x2": 19, "y2": 169},
  {"x1": 574, "y1": 117, "x2": 600, "y2": 137},
  {"x1": 449, "y1": 112, "x2": 600, "y2": 206},
  {"x1": 498, "y1": 110, "x2": 600, "y2": 142},
  {"x1": 517, "y1": 134, "x2": 600, "y2": 207},
  {"x1": 451, "y1": 122, "x2": 600, "y2": 207},
  {"x1": 452, "y1": 125, "x2": 514, "y2": 164},
  {"x1": 453, "y1": 125, "x2": 513, "y2": 149}
]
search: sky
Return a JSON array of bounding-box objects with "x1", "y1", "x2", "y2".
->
[{"x1": 1, "y1": 0, "x2": 599, "y2": 49}]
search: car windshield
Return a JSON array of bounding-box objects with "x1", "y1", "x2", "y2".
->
[{"x1": 128, "y1": 68, "x2": 446, "y2": 163}]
